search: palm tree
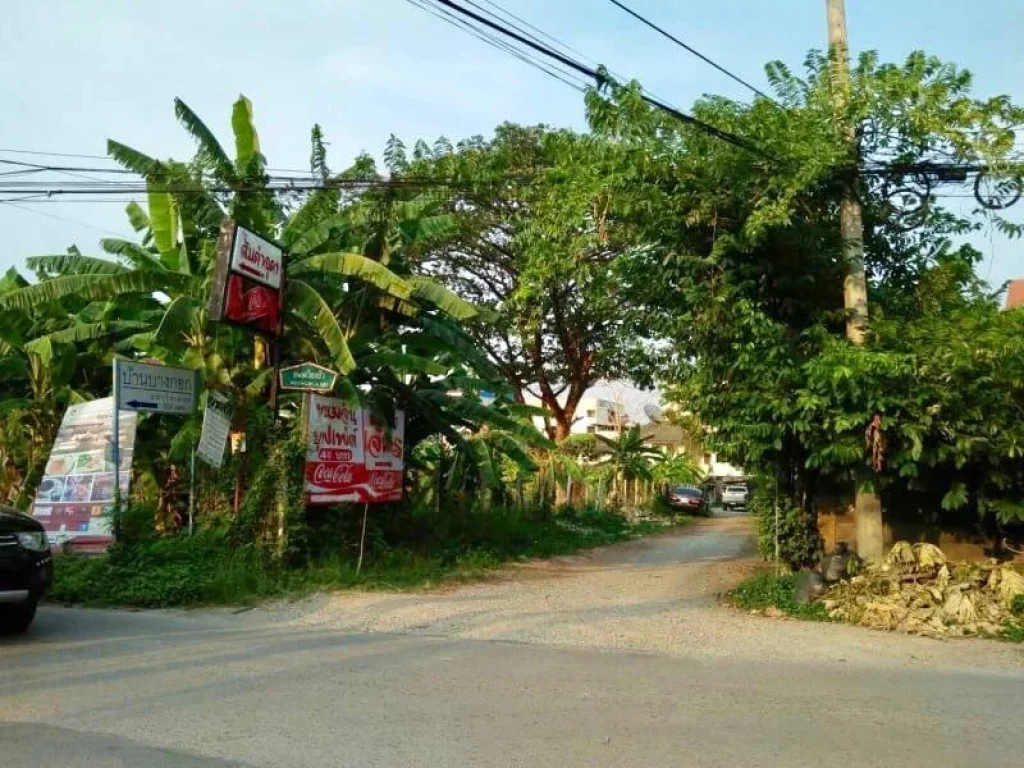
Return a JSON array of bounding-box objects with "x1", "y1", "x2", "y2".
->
[{"x1": 595, "y1": 426, "x2": 664, "y2": 508}]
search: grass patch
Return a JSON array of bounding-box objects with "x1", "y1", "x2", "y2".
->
[
  {"x1": 50, "y1": 510, "x2": 686, "y2": 609},
  {"x1": 728, "y1": 572, "x2": 829, "y2": 621}
]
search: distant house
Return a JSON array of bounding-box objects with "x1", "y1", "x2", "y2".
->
[
  {"x1": 639, "y1": 421, "x2": 744, "y2": 479},
  {"x1": 1006, "y1": 278, "x2": 1024, "y2": 309},
  {"x1": 575, "y1": 397, "x2": 629, "y2": 436},
  {"x1": 526, "y1": 395, "x2": 631, "y2": 438}
]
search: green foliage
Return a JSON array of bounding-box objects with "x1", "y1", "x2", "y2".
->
[
  {"x1": 1011, "y1": 594, "x2": 1024, "y2": 618},
  {"x1": 49, "y1": 503, "x2": 657, "y2": 608},
  {"x1": 728, "y1": 573, "x2": 829, "y2": 621},
  {"x1": 751, "y1": 482, "x2": 823, "y2": 569},
  {"x1": 1003, "y1": 624, "x2": 1024, "y2": 644},
  {"x1": 586, "y1": 48, "x2": 1024, "y2": 537},
  {"x1": 651, "y1": 452, "x2": 704, "y2": 488},
  {"x1": 410, "y1": 124, "x2": 636, "y2": 437}
]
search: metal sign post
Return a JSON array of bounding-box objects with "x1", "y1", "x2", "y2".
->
[{"x1": 112, "y1": 359, "x2": 121, "y2": 512}]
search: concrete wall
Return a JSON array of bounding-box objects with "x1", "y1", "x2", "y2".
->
[{"x1": 817, "y1": 504, "x2": 1024, "y2": 564}]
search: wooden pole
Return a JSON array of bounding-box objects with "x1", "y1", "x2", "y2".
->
[{"x1": 826, "y1": 0, "x2": 883, "y2": 560}]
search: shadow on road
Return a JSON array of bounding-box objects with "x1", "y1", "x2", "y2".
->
[{"x1": 0, "y1": 723, "x2": 248, "y2": 768}]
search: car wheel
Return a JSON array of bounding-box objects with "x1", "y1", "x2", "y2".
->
[{"x1": 0, "y1": 599, "x2": 37, "y2": 634}]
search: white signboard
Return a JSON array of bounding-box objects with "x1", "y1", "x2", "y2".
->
[
  {"x1": 114, "y1": 360, "x2": 197, "y2": 416},
  {"x1": 303, "y1": 395, "x2": 405, "y2": 505},
  {"x1": 229, "y1": 225, "x2": 283, "y2": 290},
  {"x1": 197, "y1": 393, "x2": 232, "y2": 469},
  {"x1": 31, "y1": 398, "x2": 137, "y2": 552}
]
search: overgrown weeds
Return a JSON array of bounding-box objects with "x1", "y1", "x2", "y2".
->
[
  {"x1": 727, "y1": 572, "x2": 829, "y2": 621},
  {"x1": 50, "y1": 504, "x2": 685, "y2": 608}
]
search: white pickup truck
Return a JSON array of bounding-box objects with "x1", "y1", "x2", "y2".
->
[{"x1": 721, "y1": 483, "x2": 748, "y2": 510}]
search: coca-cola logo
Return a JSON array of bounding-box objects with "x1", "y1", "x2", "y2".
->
[
  {"x1": 370, "y1": 472, "x2": 397, "y2": 490},
  {"x1": 311, "y1": 464, "x2": 355, "y2": 486}
]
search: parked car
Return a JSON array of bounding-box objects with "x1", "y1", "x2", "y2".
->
[
  {"x1": 0, "y1": 506, "x2": 52, "y2": 634},
  {"x1": 668, "y1": 486, "x2": 704, "y2": 512},
  {"x1": 721, "y1": 483, "x2": 749, "y2": 510}
]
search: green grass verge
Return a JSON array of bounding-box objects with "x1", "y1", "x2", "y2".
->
[
  {"x1": 727, "y1": 572, "x2": 830, "y2": 621},
  {"x1": 50, "y1": 513, "x2": 688, "y2": 609}
]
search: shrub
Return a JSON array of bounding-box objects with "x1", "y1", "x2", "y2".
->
[
  {"x1": 750, "y1": 482, "x2": 822, "y2": 569},
  {"x1": 50, "y1": 503, "x2": 665, "y2": 607},
  {"x1": 728, "y1": 572, "x2": 829, "y2": 621}
]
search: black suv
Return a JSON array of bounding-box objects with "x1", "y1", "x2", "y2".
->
[{"x1": 0, "y1": 505, "x2": 52, "y2": 633}]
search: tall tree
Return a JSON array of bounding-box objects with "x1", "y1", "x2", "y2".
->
[
  {"x1": 409, "y1": 124, "x2": 634, "y2": 440},
  {"x1": 585, "y1": 50, "x2": 1024, "y2": 528}
]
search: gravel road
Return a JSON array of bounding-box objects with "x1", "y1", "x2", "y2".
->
[
  {"x1": 3, "y1": 514, "x2": 1023, "y2": 767},
  {"x1": 235, "y1": 514, "x2": 1024, "y2": 671}
]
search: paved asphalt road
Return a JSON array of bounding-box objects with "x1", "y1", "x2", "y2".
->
[{"x1": 2, "y1": 519, "x2": 1023, "y2": 767}]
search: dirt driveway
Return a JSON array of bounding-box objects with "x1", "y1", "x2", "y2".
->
[{"x1": 247, "y1": 514, "x2": 1024, "y2": 672}]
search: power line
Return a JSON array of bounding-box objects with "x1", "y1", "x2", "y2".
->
[
  {"x1": 407, "y1": 0, "x2": 589, "y2": 92},
  {"x1": 415, "y1": 0, "x2": 771, "y2": 158},
  {"x1": 606, "y1": 0, "x2": 778, "y2": 105},
  {"x1": 476, "y1": 0, "x2": 605, "y2": 71},
  {"x1": 0, "y1": 147, "x2": 113, "y2": 160},
  {"x1": 0, "y1": 199, "x2": 134, "y2": 238},
  {"x1": 465, "y1": 0, "x2": 678, "y2": 108},
  {"x1": 0, "y1": 173, "x2": 544, "y2": 200},
  {"x1": 0, "y1": 157, "x2": 137, "y2": 174},
  {"x1": 0, "y1": 149, "x2": 330, "y2": 178}
]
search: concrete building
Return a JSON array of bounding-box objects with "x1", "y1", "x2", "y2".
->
[
  {"x1": 1005, "y1": 278, "x2": 1024, "y2": 309},
  {"x1": 575, "y1": 397, "x2": 628, "y2": 436}
]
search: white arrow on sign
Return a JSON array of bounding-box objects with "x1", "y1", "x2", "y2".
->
[{"x1": 114, "y1": 360, "x2": 198, "y2": 416}]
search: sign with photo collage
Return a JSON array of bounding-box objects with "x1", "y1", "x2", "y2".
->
[{"x1": 31, "y1": 398, "x2": 138, "y2": 552}]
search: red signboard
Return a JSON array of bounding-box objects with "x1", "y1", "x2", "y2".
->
[
  {"x1": 304, "y1": 394, "x2": 405, "y2": 505},
  {"x1": 208, "y1": 220, "x2": 285, "y2": 337}
]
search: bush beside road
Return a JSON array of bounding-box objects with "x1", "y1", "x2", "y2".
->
[{"x1": 49, "y1": 507, "x2": 684, "y2": 608}]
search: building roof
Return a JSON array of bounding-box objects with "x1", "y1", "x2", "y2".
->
[{"x1": 640, "y1": 422, "x2": 687, "y2": 446}]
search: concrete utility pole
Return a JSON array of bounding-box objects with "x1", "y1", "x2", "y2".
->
[{"x1": 826, "y1": 0, "x2": 884, "y2": 559}]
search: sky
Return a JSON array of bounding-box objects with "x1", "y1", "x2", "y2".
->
[{"x1": 1, "y1": 0, "x2": 1022, "y2": 290}]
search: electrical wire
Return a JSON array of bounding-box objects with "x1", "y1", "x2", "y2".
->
[
  {"x1": 0, "y1": 147, "x2": 113, "y2": 160},
  {"x1": 462, "y1": 0, "x2": 678, "y2": 108},
  {"x1": 0, "y1": 149, "x2": 328, "y2": 178},
  {"x1": 415, "y1": 0, "x2": 771, "y2": 158},
  {"x1": 0, "y1": 199, "x2": 134, "y2": 238},
  {"x1": 407, "y1": 0, "x2": 589, "y2": 92},
  {"x1": 605, "y1": 0, "x2": 779, "y2": 105}
]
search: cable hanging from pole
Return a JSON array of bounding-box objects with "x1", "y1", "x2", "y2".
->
[
  {"x1": 414, "y1": 0, "x2": 773, "y2": 158},
  {"x1": 605, "y1": 0, "x2": 780, "y2": 106}
]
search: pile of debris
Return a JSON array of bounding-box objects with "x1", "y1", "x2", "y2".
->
[{"x1": 822, "y1": 542, "x2": 1024, "y2": 638}]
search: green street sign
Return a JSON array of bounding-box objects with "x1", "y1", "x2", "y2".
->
[{"x1": 279, "y1": 363, "x2": 338, "y2": 393}]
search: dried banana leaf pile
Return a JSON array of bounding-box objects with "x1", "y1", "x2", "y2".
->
[{"x1": 823, "y1": 542, "x2": 1024, "y2": 638}]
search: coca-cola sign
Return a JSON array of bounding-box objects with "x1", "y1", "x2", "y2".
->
[
  {"x1": 208, "y1": 219, "x2": 285, "y2": 338},
  {"x1": 310, "y1": 463, "x2": 356, "y2": 487},
  {"x1": 304, "y1": 393, "x2": 405, "y2": 505}
]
